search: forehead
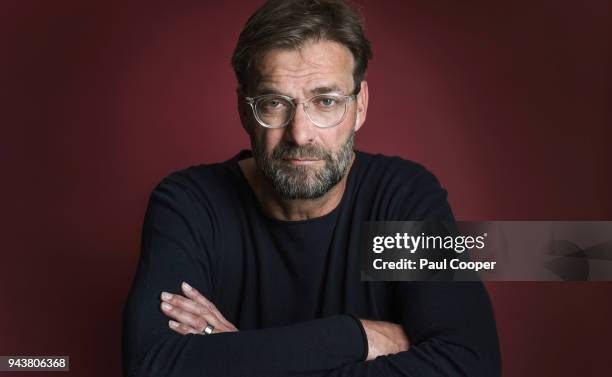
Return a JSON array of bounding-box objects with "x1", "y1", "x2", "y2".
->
[{"x1": 254, "y1": 39, "x2": 355, "y2": 94}]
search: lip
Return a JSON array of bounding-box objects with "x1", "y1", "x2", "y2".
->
[{"x1": 283, "y1": 158, "x2": 321, "y2": 165}]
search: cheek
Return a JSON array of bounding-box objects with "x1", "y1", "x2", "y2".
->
[
  {"x1": 345, "y1": 106, "x2": 359, "y2": 126},
  {"x1": 314, "y1": 132, "x2": 342, "y2": 156},
  {"x1": 326, "y1": 116, "x2": 356, "y2": 147},
  {"x1": 255, "y1": 129, "x2": 285, "y2": 152}
]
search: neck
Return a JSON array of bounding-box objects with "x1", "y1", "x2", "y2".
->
[{"x1": 239, "y1": 154, "x2": 354, "y2": 221}]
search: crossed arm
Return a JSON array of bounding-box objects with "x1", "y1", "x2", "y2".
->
[
  {"x1": 122, "y1": 176, "x2": 501, "y2": 377},
  {"x1": 124, "y1": 274, "x2": 499, "y2": 377},
  {"x1": 158, "y1": 281, "x2": 409, "y2": 361}
]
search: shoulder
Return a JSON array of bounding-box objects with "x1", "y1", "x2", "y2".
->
[
  {"x1": 352, "y1": 150, "x2": 454, "y2": 220},
  {"x1": 149, "y1": 154, "x2": 244, "y2": 213},
  {"x1": 354, "y1": 150, "x2": 442, "y2": 191}
]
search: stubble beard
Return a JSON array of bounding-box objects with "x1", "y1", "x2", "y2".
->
[{"x1": 251, "y1": 131, "x2": 355, "y2": 200}]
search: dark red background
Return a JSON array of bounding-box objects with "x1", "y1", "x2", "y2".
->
[{"x1": 1, "y1": 1, "x2": 610, "y2": 376}]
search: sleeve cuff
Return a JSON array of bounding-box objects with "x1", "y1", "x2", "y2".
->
[{"x1": 346, "y1": 313, "x2": 368, "y2": 361}]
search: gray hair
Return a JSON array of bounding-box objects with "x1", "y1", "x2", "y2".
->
[{"x1": 231, "y1": 0, "x2": 373, "y2": 94}]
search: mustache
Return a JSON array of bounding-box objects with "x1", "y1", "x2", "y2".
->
[{"x1": 271, "y1": 143, "x2": 331, "y2": 160}]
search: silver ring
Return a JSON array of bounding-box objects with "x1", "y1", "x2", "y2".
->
[{"x1": 201, "y1": 324, "x2": 214, "y2": 335}]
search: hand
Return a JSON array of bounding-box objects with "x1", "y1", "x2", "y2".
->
[
  {"x1": 359, "y1": 319, "x2": 410, "y2": 361},
  {"x1": 160, "y1": 281, "x2": 238, "y2": 335}
]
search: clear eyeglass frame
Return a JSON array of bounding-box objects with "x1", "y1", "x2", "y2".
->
[{"x1": 244, "y1": 93, "x2": 357, "y2": 129}]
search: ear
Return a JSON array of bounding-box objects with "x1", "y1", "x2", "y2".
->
[
  {"x1": 237, "y1": 87, "x2": 254, "y2": 137},
  {"x1": 354, "y1": 80, "x2": 369, "y2": 132}
]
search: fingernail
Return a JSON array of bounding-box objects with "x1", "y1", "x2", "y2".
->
[
  {"x1": 182, "y1": 282, "x2": 192, "y2": 291},
  {"x1": 169, "y1": 320, "x2": 178, "y2": 328},
  {"x1": 161, "y1": 302, "x2": 173, "y2": 311},
  {"x1": 161, "y1": 292, "x2": 172, "y2": 301}
]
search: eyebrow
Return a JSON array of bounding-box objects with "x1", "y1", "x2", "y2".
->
[
  {"x1": 311, "y1": 85, "x2": 343, "y2": 95},
  {"x1": 255, "y1": 84, "x2": 344, "y2": 96}
]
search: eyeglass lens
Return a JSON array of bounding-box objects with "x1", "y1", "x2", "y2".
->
[{"x1": 256, "y1": 96, "x2": 349, "y2": 128}]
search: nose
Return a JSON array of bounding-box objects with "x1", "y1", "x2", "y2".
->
[{"x1": 284, "y1": 103, "x2": 316, "y2": 146}]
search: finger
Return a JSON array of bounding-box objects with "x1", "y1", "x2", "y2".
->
[
  {"x1": 168, "y1": 320, "x2": 201, "y2": 335},
  {"x1": 163, "y1": 291, "x2": 237, "y2": 332},
  {"x1": 160, "y1": 301, "x2": 216, "y2": 333},
  {"x1": 180, "y1": 282, "x2": 238, "y2": 331},
  {"x1": 180, "y1": 282, "x2": 220, "y2": 315},
  {"x1": 161, "y1": 291, "x2": 210, "y2": 318},
  {"x1": 181, "y1": 282, "x2": 238, "y2": 331},
  {"x1": 160, "y1": 293, "x2": 235, "y2": 333},
  {"x1": 161, "y1": 292, "x2": 234, "y2": 331}
]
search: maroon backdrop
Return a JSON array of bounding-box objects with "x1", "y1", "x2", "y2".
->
[{"x1": 2, "y1": 1, "x2": 611, "y2": 376}]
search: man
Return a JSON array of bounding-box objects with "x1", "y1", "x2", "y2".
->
[{"x1": 122, "y1": 1, "x2": 501, "y2": 376}]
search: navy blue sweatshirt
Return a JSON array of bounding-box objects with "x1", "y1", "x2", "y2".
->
[{"x1": 122, "y1": 150, "x2": 501, "y2": 377}]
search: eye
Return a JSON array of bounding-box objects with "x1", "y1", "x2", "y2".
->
[
  {"x1": 259, "y1": 97, "x2": 288, "y2": 112},
  {"x1": 322, "y1": 98, "x2": 335, "y2": 106},
  {"x1": 314, "y1": 96, "x2": 339, "y2": 108}
]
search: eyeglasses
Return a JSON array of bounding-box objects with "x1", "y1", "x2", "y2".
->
[{"x1": 245, "y1": 93, "x2": 357, "y2": 129}]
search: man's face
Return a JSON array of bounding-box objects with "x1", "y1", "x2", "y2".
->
[{"x1": 242, "y1": 39, "x2": 368, "y2": 199}]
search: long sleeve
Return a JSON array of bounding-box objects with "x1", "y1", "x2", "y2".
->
[
  {"x1": 323, "y1": 282, "x2": 501, "y2": 377},
  {"x1": 122, "y1": 155, "x2": 501, "y2": 377},
  {"x1": 321, "y1": 164, "x2": 501, "y2": 376},
  {"x1": 121, "y1": 177, "x2": 366, "y2": 377}
]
